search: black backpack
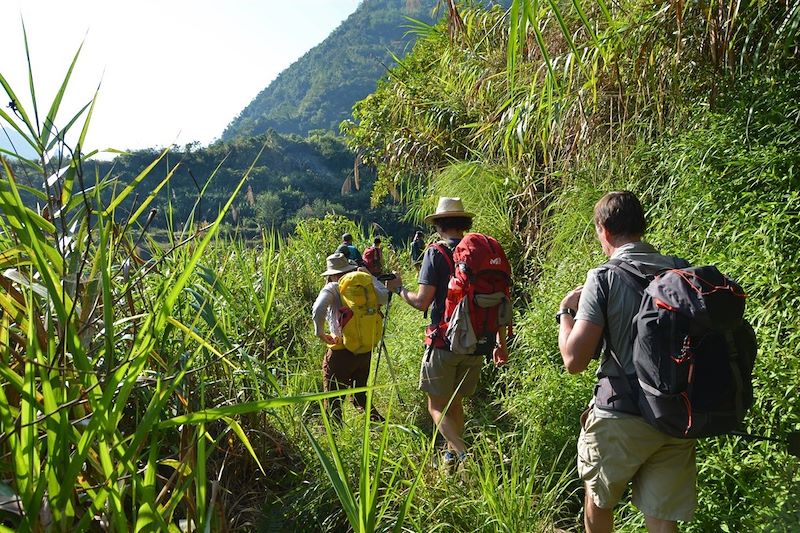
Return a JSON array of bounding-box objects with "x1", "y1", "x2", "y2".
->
[{"x1": 598, "y1": 259, "x2": 757, "y2": 438}]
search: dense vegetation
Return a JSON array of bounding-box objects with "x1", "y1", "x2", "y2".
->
[
  {"x1": 93, "y1": 131, "x2": 410, "y2": 238},
  {"x1": 342, "y1": 0, "x2": 800, "y2": 530},
  {"x1": 220, "y1": 0, "x2": 441, "y2": 139},
  {"x1": 0, "y1": 0, "x2": 798, "y2": 532}
]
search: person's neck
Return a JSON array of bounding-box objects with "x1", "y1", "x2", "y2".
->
[
  {"x1": 606, "y1": 235, "x2": 641, "y2": 257},
  {"x1": 439, "y1": 229, "x2": 464, "y2": 240}
]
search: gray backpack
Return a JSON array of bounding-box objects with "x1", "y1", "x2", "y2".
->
[{"x1": 598, "y1": 260, "x2": 757, "y2": 438}]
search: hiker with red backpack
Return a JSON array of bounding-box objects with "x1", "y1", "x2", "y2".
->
[
  {"x1": 362, "y1": 237, "x2": 384, "y2": 276},
  {"x1": 313, "y1": 253, "x2": 389, "y2": 423},
  {"x1": 557, "y1": 191, "x2": 757, "y2": 532},
  {"x1": 387, "y1": 197, "x2": 511, "y2": 466}
]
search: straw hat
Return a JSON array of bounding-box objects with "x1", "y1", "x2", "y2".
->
[
  {"x1": 320, "y1": 253, "x2": 358, "y2": 277},
  {"x1": 424, "y1": 197, "x2": 475, "y2": 224}
]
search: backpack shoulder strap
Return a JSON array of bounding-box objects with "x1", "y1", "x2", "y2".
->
[
  {"x1": 595, "y1": 259, "x2": 647, "y2": 380},
  {"x1": 602, "y1": 258, "x2": 650, "y2": 296},
  {"x1": 429, "y1": 241, "x2": 455, "y2": 275}
]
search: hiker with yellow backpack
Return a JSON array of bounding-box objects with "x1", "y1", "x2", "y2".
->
[{"x1": 312, "y1": 252, "x2": 389, "y2": 423}]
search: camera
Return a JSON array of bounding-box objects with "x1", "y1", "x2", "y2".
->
[{"x1": 377, "y1": 273, "x2": 397, "y2": 281}]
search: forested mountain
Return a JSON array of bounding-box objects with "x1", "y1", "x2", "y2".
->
[
  {"x1": 220, "y1": 0, "x2": 440, "y2": 139},
  {"x1": 81, "y1": 131, "x2": 407, "y2": 237}
]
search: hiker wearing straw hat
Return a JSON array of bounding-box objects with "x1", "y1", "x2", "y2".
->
[
  {"x1": 387, "y1": 197, "x2": 511, "y2": 467},
  {"x1": 313, "y1": 253, "x2": 389, "y2": 423}
]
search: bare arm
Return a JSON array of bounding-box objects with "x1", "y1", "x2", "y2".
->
[
  {"x1": 399, "y1": 283, "x2": 436, "y2": 311},
  {"x1": 558, "y1": 286, "x2": 604, "y2": 374},
  {"x1": 385, "y1": 273, "x2": 436, "y2": 311}
]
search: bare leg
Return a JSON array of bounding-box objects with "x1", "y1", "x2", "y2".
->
[
  {"x1": 584, "y1": 488, "x2": 614, "y2": 533},
  {"x1": 427, "y1": 394, "x2": 466, "y2": 454},
  {"x1": 644, "y1": 515, "x2": 679, "y2": 533}
]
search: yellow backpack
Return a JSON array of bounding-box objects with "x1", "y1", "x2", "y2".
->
[{"x1": 333, "y1": 271, "x2": 383, "y2": 354}]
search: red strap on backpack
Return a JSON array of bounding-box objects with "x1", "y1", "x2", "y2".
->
[{"x1": 424, "y1": 242, "x2": 454, "y2": 348}]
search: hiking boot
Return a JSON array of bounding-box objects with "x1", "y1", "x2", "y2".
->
[{"x1": 440, "y1": 450, "x2": 467, "y2": 473}]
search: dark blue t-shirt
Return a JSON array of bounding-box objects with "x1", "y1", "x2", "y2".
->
[{"x1": 418, "y1": 238, "x2": 459, "y2": 326}]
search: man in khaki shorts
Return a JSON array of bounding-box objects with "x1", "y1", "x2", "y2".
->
[
  {"x1": 557, "y1": 191, "x2": 696, "y2": 532},
  {"x1": 388, "y1": 197, "x2": 507, "y2": 465}
]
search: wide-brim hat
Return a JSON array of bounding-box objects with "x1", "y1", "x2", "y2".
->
[
  {"x1": 321, "y1": 253, "x2": 358, "y2": 277},
  {"x1": 424, "y1": 197, "x2": 475, "y2": 224}
]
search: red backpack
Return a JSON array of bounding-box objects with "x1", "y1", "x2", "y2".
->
[
  {"x1": 362, "y1": 245, "x2": 382, "y2": 275},
  {"x1": 427, "y1": 233, "x2": 512, "y2": 355}
]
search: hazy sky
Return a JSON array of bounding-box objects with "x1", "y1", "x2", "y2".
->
[{"x1": 1, "y1": 0, "x2": 362, "y2": 155}]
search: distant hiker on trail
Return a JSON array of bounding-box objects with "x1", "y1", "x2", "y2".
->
[
  {"x1": 362, "y1": 237, "x2": 384, "y2": 276},
  {"x1": 335, "y1": 233, "x2": 365, "y2": 266},
  {"x1": 410, "y1": 231, "x2": 425, "y2": 271},
  {"x1": 557, "y1": 191, "x2": 696, "y2": 533},
  {"x1": 387, "y1": 197, "x2": 511, "y2": 468},
  {"x1": 313, "y1": 253, "x2": 388, "y2": 423}
]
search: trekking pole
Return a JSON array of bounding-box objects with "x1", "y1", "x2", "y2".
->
[
  {"x1": 729, "y1": 430, "x2": 800, "y2": 458},
  {"x1": 380, "y1": 329, "x2": 405, "y2": 408},
  {"x1": 374, "y1": 274, "x2": 405, "y2": 407},
  {"x1": 373, "y1": 291, "x2": 391, "y2": 385}
]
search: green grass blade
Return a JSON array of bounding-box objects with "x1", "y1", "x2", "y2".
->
[
  {"x1": 302, "y1": 414, "x2": 359, "y2": 528},
  {"x1": 40, "y1": 40, "x2": 84, "y2": 150},
  {"x1": 222, "y1": 417, "x2": 266, "y2": 475},
  {"x1": 101, "y1": 147, "x2": 171, "y2": 215},
  {"x1": 157, "y1": 386, "x2": 379, "y2": 428}
]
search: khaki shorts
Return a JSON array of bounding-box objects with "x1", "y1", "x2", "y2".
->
[
  {"x1": 419, "y1": 346, "x2": 483, "y2": 398},
  {"x1": 577, "y1": 408, "x2": 697, "y2": 522}
]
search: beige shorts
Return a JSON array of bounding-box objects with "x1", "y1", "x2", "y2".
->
[
  {"x1": 577, "y1": 408, "x2": 697, "y2": 522},
  {"x1": 419, "y1": 346, "x2": 483, "y2": 398}
]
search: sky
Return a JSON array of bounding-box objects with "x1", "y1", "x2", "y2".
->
[{"x1": 1, "y1": 0, "x2": 362, "y2": 156}]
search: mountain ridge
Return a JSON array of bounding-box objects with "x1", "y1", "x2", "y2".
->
[{"x1": 220, "y1": 0, "x2": 440, "y2": 140}]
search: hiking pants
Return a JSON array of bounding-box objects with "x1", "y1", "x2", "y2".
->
[{"x1": 322, "y1": 347, "x2": 372, "y2": 421}]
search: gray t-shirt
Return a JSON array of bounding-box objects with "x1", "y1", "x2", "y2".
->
[{"x1": 575, "y1": 241, "x2": 685, "y2": 378}]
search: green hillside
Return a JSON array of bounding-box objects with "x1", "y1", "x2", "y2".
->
[
  {"x1": 79, "y1": 131, "x2": 410, "y2": 238},
  {"x1": 220, "y1": 0, "x2": 439, "y2": 139}
]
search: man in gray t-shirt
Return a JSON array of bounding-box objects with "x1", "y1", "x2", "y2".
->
[
  {"x1": 576, "y1": 242, "x2": 684, "y2": 382},
  {"x1": 557, "y1": 191, "x2": 696, "y2": 533}
]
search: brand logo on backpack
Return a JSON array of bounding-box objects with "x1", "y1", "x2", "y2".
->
[
  {"x1": 426, "y1": 233, "x2": 512, "y2": 356},
  {"x1": 597, "y1": 260, "x2": 757, "y2": 439}
]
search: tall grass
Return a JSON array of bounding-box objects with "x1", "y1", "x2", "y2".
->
[{"x1": 0, "y1": 35, "x2": 371, "y2": 531}]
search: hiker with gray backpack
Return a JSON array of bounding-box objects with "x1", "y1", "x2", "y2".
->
[{"x1": 557, "y1": 191, "x2": 757, "y2": 532}]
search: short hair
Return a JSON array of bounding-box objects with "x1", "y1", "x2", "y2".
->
[
  {"x1": 433, "y1": 216, "x2": 473, "y2": 233},
  {"x1": 374, "y1": 237, "x2": 381, "y2": 245},
  {"x1": 593, "y1": 191, "x2": 647, "y2": 237},
  {"x1": 342, "y1": 233, "x2": 352, "y2": 242}
]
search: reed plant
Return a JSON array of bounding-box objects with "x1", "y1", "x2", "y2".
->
[{"x1": 0, "y1": 35, "x2": 369, "y2": 531}]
